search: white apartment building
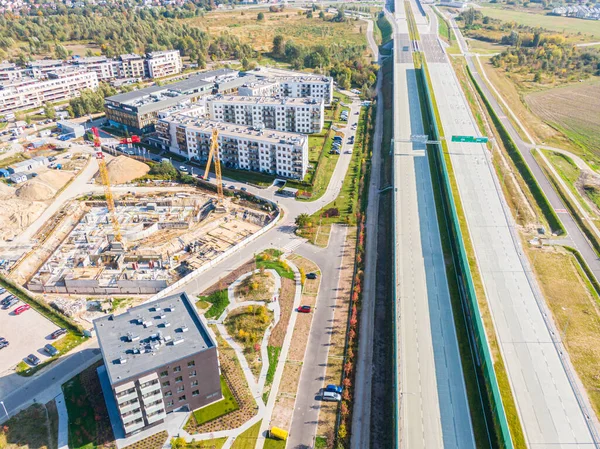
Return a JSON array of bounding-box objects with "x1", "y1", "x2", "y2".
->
[
  {"x1": 0, "y1": 63, "x2": 26, "y2": 82},
  {"x1": 26, "y1": 60, "x2": 67, "y2": 78},
  {"x1": 0, "y1": 70, "x2": 99, "y2": 113},
  {"x1": 119, "y1": 54, "x2": 146, "y2": 79},
  {"x1": 71, "y1": 56, "x2": 118, "y2": 81},
  {"x1": 145, "y1": 50, "x2": 182, "y2": 79},
  {"x1": 239, "y1": 75, "x2": 334, "y2": 105},
  {"x1": 208, "y1": 95, "x2": 324, "y2": 134},
  {"x1": 238, "y1": 80, "x2": 280, "y2": 97},
  {"x1": 156, "y1": 115, "x2": 309, "y2": 180}
]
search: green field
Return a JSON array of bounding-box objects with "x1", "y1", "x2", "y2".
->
[
  {"x1": 192, "y1": 377, "x2": 239, "y2": 425},
  {"x1": 479, "y1": 6, "x2": 600, "y2": 40}
]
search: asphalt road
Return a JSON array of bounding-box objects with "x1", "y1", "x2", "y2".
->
[
  {"x1": 286, "y1": 226, "x2": 348, "y2": 449},
  {"x1": 423, "y1": 4, "x2": 599, "y2": 446},
  {"x1": 391, "y1": 2, "x2": 475, "y2": 448}
]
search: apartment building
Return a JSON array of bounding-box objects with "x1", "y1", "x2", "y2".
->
[
  {"x1": 145, "y1": 50, "x2": 182, "y2": 79},
  {"x1": 119, "y1": 54, "x2": 146, "y2": 79},
  {"x1": 0, "y1": 69, "x2": 99, "y2": 114},
  {"x1": 156, "y1": 115, "x2": 308, "y2": 180},
  {"x1": 94, "y1": 293, "x2": 221, "y2": 436},
  {"x1": 71, "y1": 56, "x2": 118, "y2": 81},
  {"x1": 26, "y1": 59, "x2": 67, "y2": 78},
  {"x1": 239, "y1": 76, "x2": 333, "y2": 105},
  {"x1": 208, "y1": 95, "x2": 324, "y2": 134},
  {"x1": 0, "y1": 63, "x2": 26, "y2": 82},
  {"x1": 105, "y1": 69, "x2": 239, "y2": 134}
]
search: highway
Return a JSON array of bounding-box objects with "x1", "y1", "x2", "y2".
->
[
  {"x1": 391, "y1": 1, "x2": 475, "y2": 448},
  {"x1": 419, "y1": 2, "x2": 600, "y2": 446}
]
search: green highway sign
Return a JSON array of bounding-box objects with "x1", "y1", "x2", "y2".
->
[{"x1": 451, "y1": 135, "x2": 489, "y2": 143}]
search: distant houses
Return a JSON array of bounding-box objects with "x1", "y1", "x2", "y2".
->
[{"x1": 551, "y1": 5, "x2": 600, "y2": 20}]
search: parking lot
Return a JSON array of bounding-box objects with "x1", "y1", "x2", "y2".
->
[{"x1": 0, "y1": 291, "x2": 61, "y2": 372}]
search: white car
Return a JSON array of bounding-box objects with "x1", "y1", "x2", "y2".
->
[{"x1": 179, "y1": 166, "x2": 188, "y2": 172}]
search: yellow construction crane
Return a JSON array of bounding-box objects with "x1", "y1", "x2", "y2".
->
[
  {"x1": 92, "y1": 127, "x2": 123, "y2": 244},
  {"x1": 203, "y1": 128, "x2": 224, "y2": 204}
]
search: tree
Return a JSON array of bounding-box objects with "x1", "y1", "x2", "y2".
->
[
  {"x1": 170, "y1": 437, "x2": 186, "y2": 449},
  {"x1": 149, "y1": 161, "x2": 178, "y2": 179},
  {"x1": 299, "y1": 267, "x2": 306, "y2": 286},
  {"x1": 257, "y1": 12, "x2": 265, "y2": 21},
  {"x1": 319, "y1": 10, "x2": 325, "y2": 19},
  {"x1": 272, "y1": 35, "x2": 285, "y2": 58},
  {"x1": 43, "y1": 103, "x2": 56, "y2": 119},
  {"x1": 533, "y1": 71, "x2": 542, "y2": 82},
  {"x1": 295, "y1": 213, "x2": 311, "y2": 228},
  {"x1": 54, "y1": 44, "x2": 68, "y2": 59},
  {"x1": 307, "y1": 10, "x2": 313, "y2": 18}
]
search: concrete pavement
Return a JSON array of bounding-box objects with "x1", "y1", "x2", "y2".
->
[
  {"x1": 391, "y1": 2, "x2": 476, "y2": 448},
  {"x1": 424, "y1": 3, "x2": 599, "y2": 446},
  {"x1": 55, "y1": 392, "x2": 69, "y2": 449}
]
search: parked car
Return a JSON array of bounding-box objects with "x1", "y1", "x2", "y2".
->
[
  {"x1": 13, "y1": 304, "x2": 31, "y2": 315},
  {"x1": 2, "y1": 297, "x2": 18, "y2": 309},
  {"x1": 298, "y1": 305, "x2": 312, "y2": 313},
  {"x1": 179, "y1": 165, "x2": 188, "y2": 172},
  {"x1": 1, "y1": 295, "x2": 15, "y2": 306},
  {"x1": 306, "y1": 272, "x2": 317, "y2": 280},
  {"x1": 44, "y1": 344, "x2": 59, "y2": 356},
  {"x1": 50, "y1": 328, "x2": 67, "y2": 339},
  {"x1": 152, "y1": 156, "x2": 162, "y2": 162},
  {"x1": 322, "y1": 391, "x2": 342, "y2": 402},
  {"x1": 325, "y1": 384, "x2": 343, "y2": 394},
  {"x1": 127, "y1": 150, "x2": 135, "y2": 156},
  {"x1": 0, "y1": 287, "x2": 5, "y2": 294},
  {"x1": 240, "y1": 187, "x2": 247, "y2": 192},
  {"x1": 0, "y1": 340, "x2": 8, "y2": 350},
  {"x1": 27, "y1": 354, "x2": 41, "y2": 366},
  {"x1": 228, "y1": 185, "x2": 235, "y2": 190}
]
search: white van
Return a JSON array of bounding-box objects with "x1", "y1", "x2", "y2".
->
[{"x1": 322, "y1": 391, "x2": 341, "y2": 402}]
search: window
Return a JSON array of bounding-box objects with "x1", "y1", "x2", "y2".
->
[
  {"x1": 187, "y1": 361, "x2": 195, "y2": 367},
  {"x1": 160, "y1": 370, "x2": 168, "y2": 378},
  {"x1": 177, "y1": 386, "x2": 185, "y2": 393},
  {"x1": 162, "y1": 381, "x2": 170, "y2": 387},
  {"x1": 173, "y1": 366, "x2": 181, "y2": 373},
  {"x1": 191, "y1": 380, "x2": 199, "y2": 387},
  {"x1": 192, "y1": 390, "x2": 199, "y2": 397},
  {"x1": 175, "y1": 376, "x2": 183, "y2": 383},
  {"x1": 164, "y1": 391, "x2": 172, "y2": 397},
  {"x1": 178, "y1": 395, "x2": 186, "y2": 402},
  {"x1": 166, "y1": 400, "x2": 174, "y2": 407},
  {"x1": 189, "y1": 370, "x2": 197, "y2": 377}
]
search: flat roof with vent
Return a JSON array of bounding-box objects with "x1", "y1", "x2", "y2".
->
[{"x1": 94, "y1": 292, "x2": 215, "y2": 385}]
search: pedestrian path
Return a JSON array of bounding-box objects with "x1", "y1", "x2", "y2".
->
[{"x1": 55, "y1": 392, "x2": 69, "y2": 449}]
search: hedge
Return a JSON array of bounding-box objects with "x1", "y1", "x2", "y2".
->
[{"x1": 466, "y1": 66, "x2": 565, "y2": 235}]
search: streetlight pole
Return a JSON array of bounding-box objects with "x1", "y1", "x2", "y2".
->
[{"x1": 0, "y1": 401, "x2": 8, "y2": 419}]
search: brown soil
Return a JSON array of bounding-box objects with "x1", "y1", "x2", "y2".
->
[
  {"x1": 16, "y1": 171, "x2": 73, "y2": 201},
  {"x1": 102, "y1": 156, "x2": 150, "y2": 185},
  {"x1": 201, "y1": 259, "x2": 257, "y2": 296},
  {"x1": 0, "y1": 182, "x2": 15, "y2": 198},
  {"x1": 268, "y1": 278, "x2": 295, "y2": 348}
]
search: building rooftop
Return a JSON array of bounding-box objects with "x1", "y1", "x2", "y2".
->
[
  {"x1": 120, "y1": 54, "x2": 143, "y2": 61},
  {"x1": 209, "y1": 94, "x2": 323, "y2": 106},
  {"x1": 27, "y1": 59, "x2": 64, "y2": 68},
  {"x1": 216, "y1": 75, "x2": 258, "y2": 92},
  {"x1": 147, "y1": 50, "x2": 179, "y2": 58},
  {"x1": 161, "y1": 115, "x2": 307, "y2": 146},
  {"x1": 94, "y1": 293, "x2": 215, "y2": 385},
  {"x1": 72, "y1": 56, "x2": 109, "y2": 64}
]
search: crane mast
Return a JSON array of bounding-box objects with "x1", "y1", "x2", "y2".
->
[
  {"x1": 203, "y1": 128, "x2": 224, "y2": 204},
  {"x1": 91, "y1": 127, "x2": 123, "y2": 243}
]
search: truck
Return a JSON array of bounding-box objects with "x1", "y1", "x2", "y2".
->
[{"x1": 269, "y1": 427, "x2": 288, "y2": 441}]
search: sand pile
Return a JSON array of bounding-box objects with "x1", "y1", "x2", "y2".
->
[
  {"x1": 103, "y1": 156, "x2": 150, "y2": 185},
  {"x1": 16, "y1": 171, "x2": 74, "y2": 201},
  {"x1": 0, "y1": 182, "x2": 15, "y2": 199},
  {"x1": 0, "y1": 200, "x2": 46, "y2": 241}
]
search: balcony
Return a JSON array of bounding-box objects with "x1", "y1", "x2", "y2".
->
[
  {"x1": 144, "y1": 400, "x2": 165, "y2": 415},
  {"x1": 121, "y1": 409, "x2": 143, "y2": 424},
  {"x1": 141, "y1": 390, "x2": 163, "y2": 405},
  {"x1": 146, "y1": 410, "x2": 167, "y2": 424},
  {"x1": 124, "y1": 420, "x2": 145, "y2": 434},
  {"x1": 117, "y1": 391, "x2": 138, "y2": 405},
  {"x1": 139, "y1": 383, "x2": 161, "y2": 397}
]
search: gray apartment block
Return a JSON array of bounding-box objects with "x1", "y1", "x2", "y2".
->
[{"x1": 94, "y1": 293, "x2": 221, "y2": 436}]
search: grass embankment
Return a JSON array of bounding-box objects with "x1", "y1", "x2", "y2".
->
[
  {"x1": 62, "y1": 362, "x2": 114, "y2": 449},
  {"x1": 417, "y1": 49, "x2": 525, "y2": 447},
  {"x1": 376, "y1": 12, "x2": 392, "y2": 46},
  {"x1": 466, "y1": 65, "x2": 565, "y2": 235},
  {"x1": 198, "y1": 289, "x2": 230, "y2": 320},
  {"x1": 192, "y1": 377, "x2": 239, "y2": 426},
  {"x1": 255, "y1": 249, "x2": 295, "y2": 280},
  {"x1": 0, "y1": 402, "x2": 58, "y2": 449}
]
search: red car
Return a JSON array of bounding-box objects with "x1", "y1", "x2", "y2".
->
[
  {"x1": 298, "y1": 305, "x2": 312, "y2": 313},
  {"x1": 13, "y1": 304, "x2": 30, "y2": 315}
]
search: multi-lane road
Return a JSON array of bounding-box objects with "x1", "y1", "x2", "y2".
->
[
  {"x1": 389, "y1": 2, "x2": 475, "y2": 448},
  {"x1": 419, "y1": 2, "x2": 599, "y2": 447}
]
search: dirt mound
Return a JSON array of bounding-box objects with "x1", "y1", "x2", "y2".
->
[
  {"x1": 103, "y1": 156, "x2": 150, "y2": 185},
  {"x1": 35, "y1": 171, "x2": 73, "y2": 190},
  {"x1": 0, "y1": 199, "x2": 46, "y2": 241},
  {"x1": 16, "y1": 181, "x2": 55, "y2": 201},
  {"x1": 0, "y1": 182, "x2": 15, "y2": 199}
]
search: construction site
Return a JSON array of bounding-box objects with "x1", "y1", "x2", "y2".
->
[{"x1": 27, "y1": 192, "x2": 271, "y2": 295}]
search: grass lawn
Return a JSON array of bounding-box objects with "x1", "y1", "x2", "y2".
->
[
  {"x1": 220, "y1": 166, "x2": 275, "y2": 187},
  {"x1": 231, "y1": 421, "x2": 261, "y2": 449},
  {"x1": 479, "y1": 5, "x2": 600, "y2": 41},
  {"x1": 192, "y1": 377, "x2": 239, "y2": 425},
  {"x1": 0, "y1": 402, "x2": 57, "y2": 449},
  {"x1": 198, "y1": 290, "x2": 229, "y2": 319},
  {"x1": 255, "y1": 250, "x2": 295, "y2": 280}
]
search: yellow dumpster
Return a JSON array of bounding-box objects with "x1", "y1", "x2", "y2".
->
[{"x1": 269, "y1": 426, "x2": 288, "y2": 441}]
